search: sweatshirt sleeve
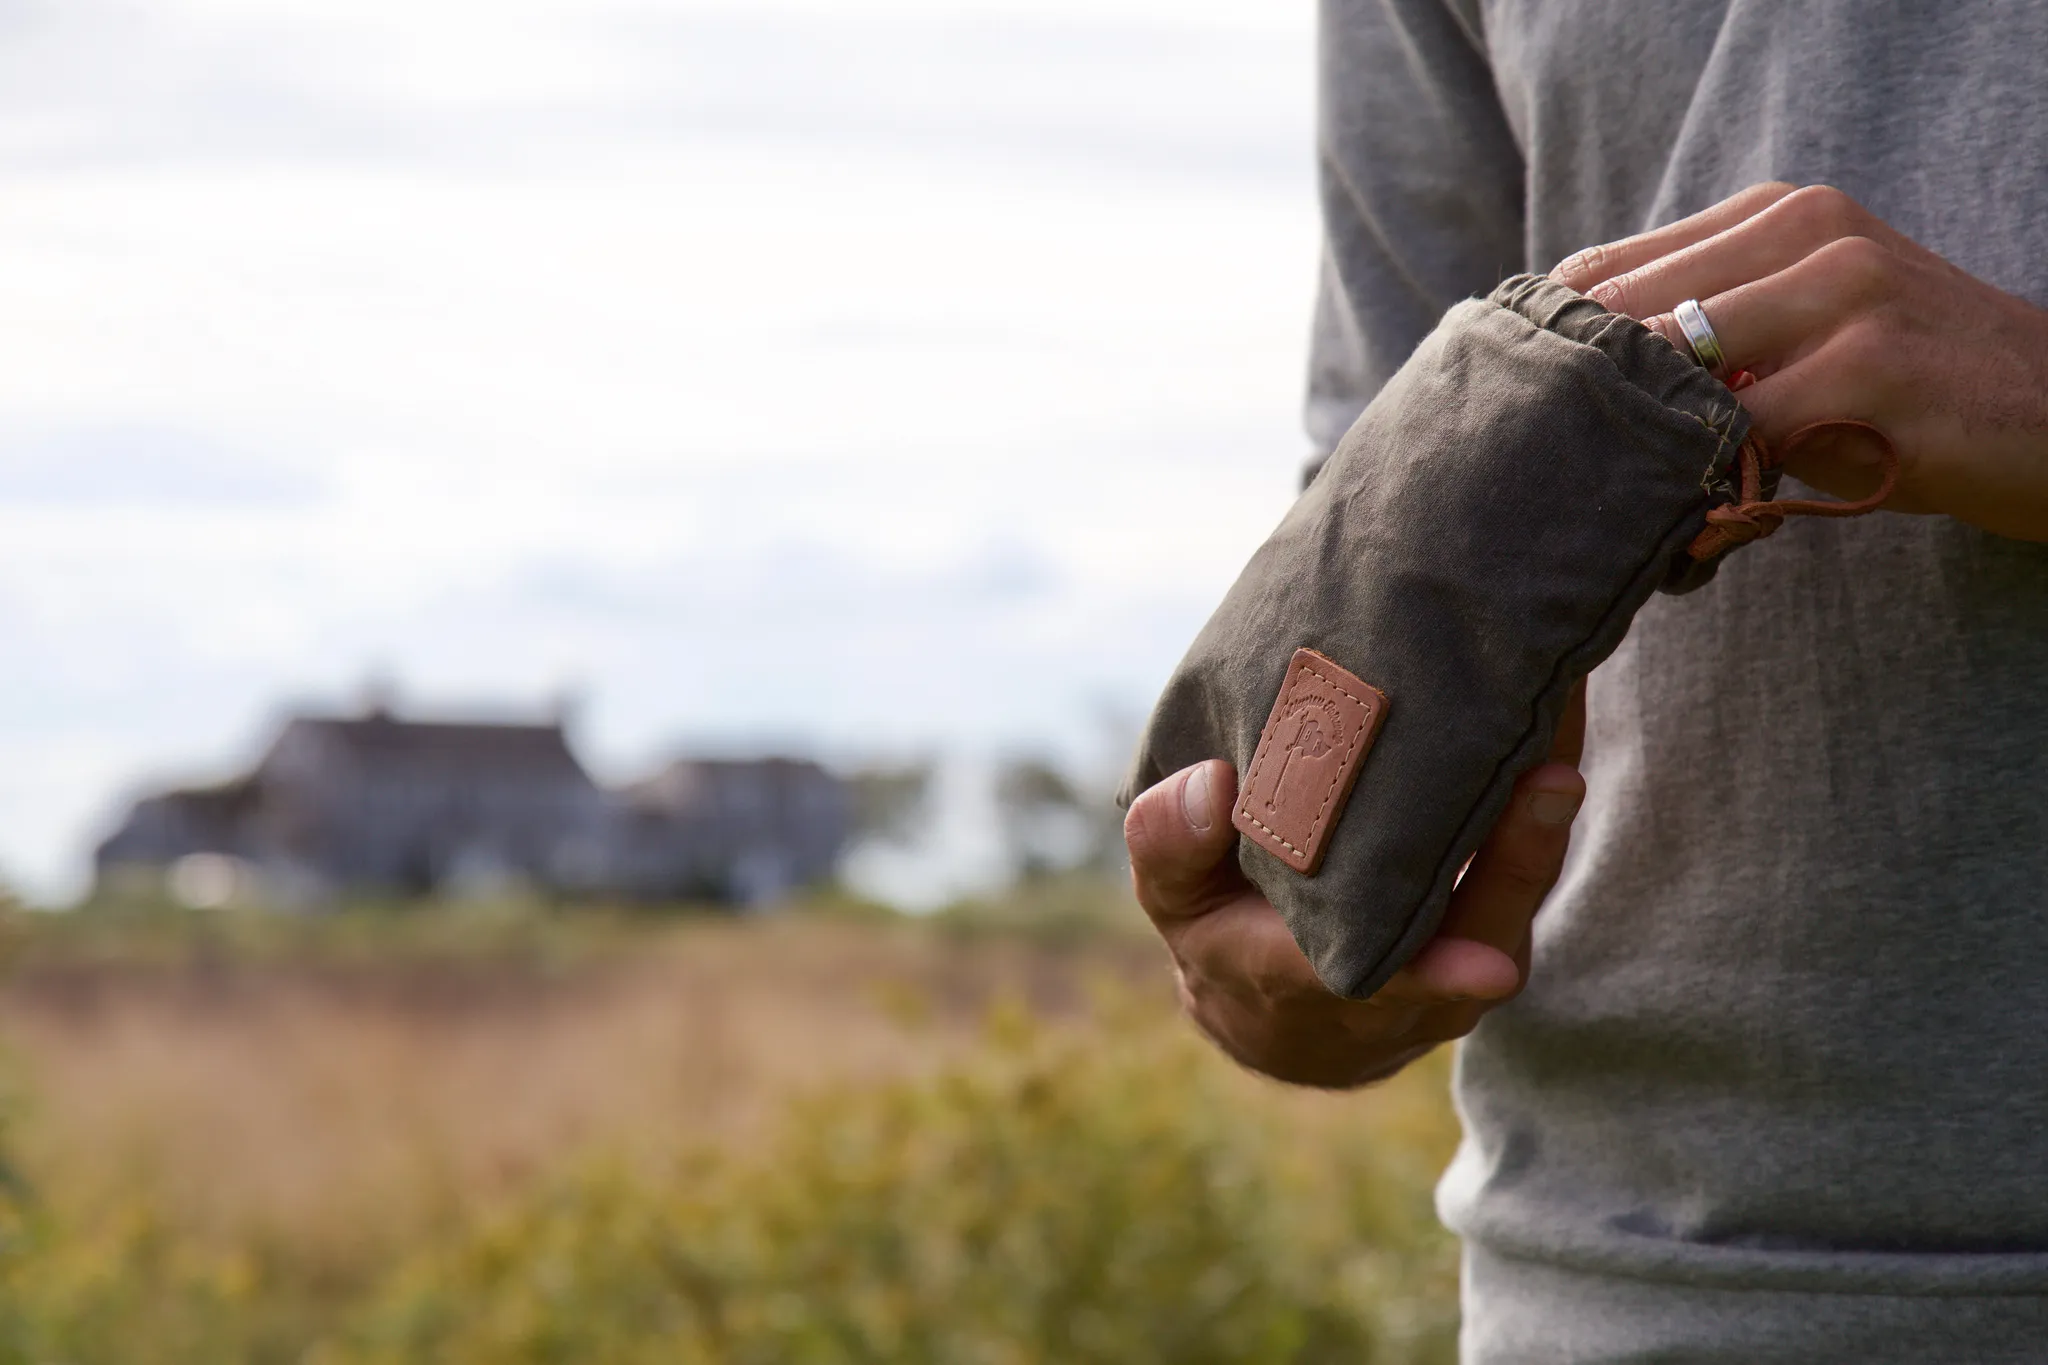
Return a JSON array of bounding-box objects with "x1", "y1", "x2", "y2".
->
[{"x1": 1306, "y1": 0, "x2": 1527, "y2": 472}]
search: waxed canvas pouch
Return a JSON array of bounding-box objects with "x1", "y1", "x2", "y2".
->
[{"x1": 1119, "y1": 274, "x2": 1758, "y2": 1001}]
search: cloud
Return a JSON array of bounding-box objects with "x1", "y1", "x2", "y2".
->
[
  {"x1": 0, "y1": 423, "x2": 327, "y2": 506},
  {"x1": 0, "y1": 2, "x2": 1308, "y2": 187}
]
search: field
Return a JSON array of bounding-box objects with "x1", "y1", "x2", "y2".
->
[{"x1": 0, "y1": 885, "x2": 1461, "y2": 1363}]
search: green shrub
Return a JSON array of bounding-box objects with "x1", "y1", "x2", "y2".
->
[
  {"x1": 0, "y1": 904, "x2": 1462, "y2": 1364},
  {"x1": 0, "y1": 1096, "x2": 317, "y2": 1365},
  {"x1": 340, "y1": 1002, "x2": 1458, "y2": 1365},
  {"x1": 0, "y1": 1210, "x2": 278, "y2": 1365}
]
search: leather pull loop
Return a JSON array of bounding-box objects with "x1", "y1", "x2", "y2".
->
[{"x1": 1687, "y1": 420, "x2": 1900, "y2": 562}]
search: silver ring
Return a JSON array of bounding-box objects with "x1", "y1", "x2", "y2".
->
[{"x1": 1673, "y1": 298, "x2": 1727, "y2": 375}]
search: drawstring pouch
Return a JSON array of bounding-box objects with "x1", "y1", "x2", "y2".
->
[{"x1": 1118, "y1": 274, "x2": 1893, "y2": 1000}]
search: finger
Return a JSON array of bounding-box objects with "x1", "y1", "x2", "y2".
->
[
  {"x1": 1641, "y1": 234, "x2": 1895, "y2": 381},
  {"x1": 1374, "y1": 936, "x2": 1522, "y2": 1005},
  {"x1": 1551, "y1": 182, "x2": 1797, "y2": 293},
  {"x1": 1125, "y1": 760, "x2": 1244, "y2": 925},
  {"x1": 1584, "y1": 184, "x2": 1899, "y2": 322},
  {"x1": 1731, "y1": 337, "x2": 1917, "y2": 508},
  {"x1": 1435, "y1": 762, "x2": 1584, "y2": 963},
  {"x1": 1172, "y1": 874, "x2": 1520, "y2": 1014}
]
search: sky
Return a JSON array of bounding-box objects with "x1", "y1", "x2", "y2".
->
[{"x1": 0, "y1": 0, "x2": 1321, "y2": 902}]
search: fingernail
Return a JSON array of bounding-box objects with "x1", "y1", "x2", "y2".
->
[
  {"x1": 1587, "y1": 283, "x2": 1619, "y2": 310},
  {"x1": 1181, "y1": 765, "x2": 1214, "y2": 832},
  {"x1": 1528, "y1": 790, "x2": 1582, "y2": 827}
]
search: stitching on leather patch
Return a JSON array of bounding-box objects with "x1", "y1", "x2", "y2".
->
[{"x1": 1233, "y1": 648, "x2": 1388, "y2": 875}]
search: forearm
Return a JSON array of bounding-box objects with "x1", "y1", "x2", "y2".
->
[{"x1": 1309, "y1": 0, "x2": 1525, "y2": 461}]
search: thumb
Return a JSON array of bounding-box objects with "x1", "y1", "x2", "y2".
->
[
  {"x1": 1125, "y1": 760, "x2": 1242, "y2": 925},
  {"x1": 1403, "y1": 762, "x2": 1583, "y2": 1003}
]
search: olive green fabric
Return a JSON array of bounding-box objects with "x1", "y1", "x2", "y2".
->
[{"x1": 1120, "y1": 274, "x2": 1748, "y2": 1000}]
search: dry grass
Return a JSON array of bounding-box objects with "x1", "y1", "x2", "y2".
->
[
  {"x1": 0, "y1": 892, "x2": 1461, "y2": 1361},
  {"x1": 0, "y1": 902, "x2": 1165, "y2": 1269}
]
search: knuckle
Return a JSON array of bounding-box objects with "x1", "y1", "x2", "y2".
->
[
  {"x1": 1589, "y1": 269, "x2": 1647, "y2": 316},
  {"x1": 1728, "y1": 180, "x2": 1800, "y2": 220},
  {"x1": 1780, "y1": 183, "x2": 1866, "y2": 238},
  {"x1": 1831, "y1": 314, "x2": 1896, "y2": 376},
  {"x1": 1121, "y1": 779, "x2": 1181, "y2": 867},
  {"x1": 1553, "y1": 242, "x2": 1613, "y2": 289},
  {"x1": 1121, "y1": 797, "x2": 1156, "y2": 864},
  {"x1": 1122, "y1": 805, "x2": 1185, "y2": 914},
  {"x1": 1177, "y1": 941, "x2": 1258, "y2": 1010},
  {"x1": 1815, "y1": 234, "x2": 1895, "y2": 298},
  {"x1": 1497, "y1": 866, "x2": 1559, "y2": 900},
  {"x1": 1489, "y1": 844, "x2": 1565, "y2": 895},
  {"x1": 1775, "y1": 185, "x2": 1828, "y2": 235}
]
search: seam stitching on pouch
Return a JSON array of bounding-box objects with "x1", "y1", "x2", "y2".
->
[{"x1": 1690, "y1": 405, "x2": 1737, "y2": 496}]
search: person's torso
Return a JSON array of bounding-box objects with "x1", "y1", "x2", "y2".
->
[{"x1": 1436, "y1": 1, "x2": 2048, "y2": 1355}]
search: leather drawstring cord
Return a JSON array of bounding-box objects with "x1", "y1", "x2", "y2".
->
[{"x1": 1686, "y1": 419, "x2": 1901, "y2": 562}]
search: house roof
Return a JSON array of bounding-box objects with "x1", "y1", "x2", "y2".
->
[
  {"x1": 141, "y1": 776, "x2": 264, "y2": 835},
  {"x1": 281, "y1": 714, "x2": 595, "y2": 785},
  {"x1": 625, "y1": 755, "x2": 839, "y2": 815}
]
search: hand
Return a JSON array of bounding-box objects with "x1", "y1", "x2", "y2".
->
[
  {"x1": 1552, "y1": 182, "x2": 2048, "y2": 541},
  {"x1": 1123, "y1": 688, "x2": 1586, "y2": 1089}
]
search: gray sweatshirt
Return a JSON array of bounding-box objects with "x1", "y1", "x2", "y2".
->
[{"x1": 1309, "y1": 2, "x2": 2048, "y2": 1359}]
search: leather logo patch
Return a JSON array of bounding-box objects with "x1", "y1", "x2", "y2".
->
[{"x1": 1232, "y1": 648, "x2": 1388, "y2": 875}]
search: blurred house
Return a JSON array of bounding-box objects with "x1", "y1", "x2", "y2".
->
[
  {"x1": 611, "y1": 759, "x2": 854, "y2": 906},
  {"x1": 93, "y1": 703, "x2": 851, "y2": 907}
]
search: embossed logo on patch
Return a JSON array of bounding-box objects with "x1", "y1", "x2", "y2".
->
[{"x1": 1233, "y1": 648, "x2": 1388, "y2": 875}]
